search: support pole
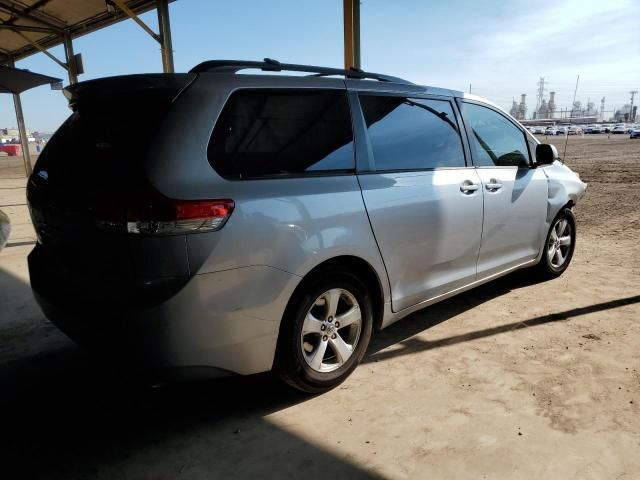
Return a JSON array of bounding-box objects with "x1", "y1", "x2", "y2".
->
[
  {"x1": 7, "y1": 58, "x2": 32, "y2": 177},
  {"x1": 343, "y1": 0, "x2": 361, "y2": 70},
  {"x1": 157, "y1": 0, "x2": 174, "y2": 73},
  {"x1": 63, "y1": 31, "x2": 78, "y2": 84},
  {"x1": 12, "y1": 94, "x2": 31, "y2": 177}
]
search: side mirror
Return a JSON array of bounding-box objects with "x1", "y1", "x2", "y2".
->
[{"x1": 535, "y1": 143, "x2": 558, "y2": 166}]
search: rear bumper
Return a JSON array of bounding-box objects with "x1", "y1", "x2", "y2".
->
[{"x1": 29, "y1": 247, "x2": 300, "y2": 380}]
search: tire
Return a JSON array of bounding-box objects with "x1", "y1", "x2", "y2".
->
[
  {"x1": 273, "y1": 267, "x2": 374, "y2": 394},
  {"x1": 534, "y1": 207, "x2": 576, "y2": 279}
]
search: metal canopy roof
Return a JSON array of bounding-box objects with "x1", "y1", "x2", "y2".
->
[
  {"x1": 1, "y1": 0, "x2": 362, "y2": 178},
  {"x1": 0, "y1": 0, "x2": 169, "y2": 63}
]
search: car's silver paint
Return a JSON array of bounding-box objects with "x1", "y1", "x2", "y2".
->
[
  {"x1": 474, "y1": 166, "x2": 548, "y2": 278},
  {"x1": 31, "y1": 71, "x2": 587, "y2": 378},
  {"x1": 130, "y1": 265, "x2": 299, "y2": 376},
  {"x1": 345, "y1": 78, "x2": 461, "y2": 98},
  {"x1": 358, "y1": 169, "x2": 483, "y2": 311},
  {"x1": 542, "y1": 160, "x2": 588, "y2": 222}
]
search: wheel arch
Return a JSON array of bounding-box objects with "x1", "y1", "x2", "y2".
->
[{"x1": 282, "y1": 255, "x2": 385, "y2": 334}]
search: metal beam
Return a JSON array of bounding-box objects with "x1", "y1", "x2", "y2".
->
[
  {"x1": 11, "y1": 29, "x2": 68, "y2": 70},
  {"x1": 343, "y1": 0, "x2": 361, "y2": 70},
  {"x1": 110, "y1": 0, "x2": 161, "y2": 42},
  {"x1": 0, "y1": 22, "x2": 58, "y2": 34},
  {"x1": 6, "y1": 57, "x2": 33, "y2": 177},
  {"x1": 5, "y1": 1, "x2": 165, "y2": 62},
  {"x1": 0, "y1": 1, "x2": 63, "y2": 32},
  {"x1": 11, "y1": 28, "x2": 67, "y2": 70},
  {"x1": 62, "y1": 31, "x2": 78, "y2": 83},
  {"x1": 156, "y1": 0, "x2": 174, "y2": 73}
]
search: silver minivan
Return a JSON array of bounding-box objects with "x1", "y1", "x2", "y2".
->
[{"x1": 27, "y1": 59, "x2": 586, "y2": 392}]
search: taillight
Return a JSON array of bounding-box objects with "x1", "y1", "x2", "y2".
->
[
  {"x1": 97, "y1": 197, "x2": 234, "y2": 235},
  {"x1": 127, "y1": 198, "x2": 234, "y2": 235}
]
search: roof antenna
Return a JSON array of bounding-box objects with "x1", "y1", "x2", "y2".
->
[{"x1": 562, "y1": 74, "x2": 580, "y2": 164}]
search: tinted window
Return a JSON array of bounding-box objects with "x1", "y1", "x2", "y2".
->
[
  {"x1": 359, "y1": 96, "x2": 465, "y2": 170},
  {"x1": 35, "y1": 90, "x2": 175, "y2": 196},
  {"x1": 209, "y1": 89, "x2": 354, "y2": 179},
  {"x1": 460, "y1": 102, "x2": 530, "y2": 167}
]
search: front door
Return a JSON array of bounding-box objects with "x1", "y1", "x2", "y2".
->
[{"x1": 459, "y1": 101, "x2": 548, "y2": 278}]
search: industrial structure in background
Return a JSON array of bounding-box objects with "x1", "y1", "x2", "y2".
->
[
  {"x1": 509, "y1": 94, "x2": 528, "y2": 120},
  {"x1": 516, "y1": 77, "x2": 639, "y2": 124},
  {"x1": 535, "y1": 91, "x2": 557, "y2": 120}
]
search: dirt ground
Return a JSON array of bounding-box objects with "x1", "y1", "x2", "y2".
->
[{"x1": 0, "y1": 135, "x2": 639, "y2": 479}]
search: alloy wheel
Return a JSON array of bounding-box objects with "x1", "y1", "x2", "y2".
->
[
  {"x1": 300, "y1": 288, "x2": 362, "y2": 373},
  {"x1": 547, "y1": 218, "x2": 572, "y2": 268}
]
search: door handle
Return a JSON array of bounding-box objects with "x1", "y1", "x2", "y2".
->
[
  {"x1": 460, "y1": 181, "x2": 479, "y2": 194},
  {"x1": 485, "y1": 178, "x2": 503, "y2": 191}
]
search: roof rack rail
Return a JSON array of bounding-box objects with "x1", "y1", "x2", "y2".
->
[{"x1": 189, "y1": 58, "x2": 412, "y2": 84}]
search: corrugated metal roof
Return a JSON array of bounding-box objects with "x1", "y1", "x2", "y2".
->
[{"x1": 0, "y1": 0, "x2": 169, "y2": 62}]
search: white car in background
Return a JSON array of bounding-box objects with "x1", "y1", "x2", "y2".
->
[{"x1": 612, "y1": 124, "x2": 627, "y2": 134}]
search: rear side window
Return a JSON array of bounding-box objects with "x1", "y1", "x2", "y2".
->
[
  {"x1": 359, "y1": 96, "x2": 465, "y2": 171},
  {"x1": 209, "y1": 89, "x2": 354, "y2": 179},
  {"x1": 460, "y1": 102, "x2": 530, "y2": 167}
]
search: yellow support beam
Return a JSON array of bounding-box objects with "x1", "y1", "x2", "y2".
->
[
  {"x1": 110, "y1": 0, "x2": 161, "y2": 43},
  {"x1": 11, "y1": 29, "x2": 67, "y2": 70},
  {"x1": 110, "y1": 0, "x2": 174, "y2": 73},
  {"x1": 343, "y1": 0, "x2": 361, "y2": 70}
]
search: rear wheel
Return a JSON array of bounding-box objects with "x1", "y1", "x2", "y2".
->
[
  {"x1": 534, "y1": 207, "x2": 576, "y2": 279},
  {"x1": 274, "y1": 268, "x2": 373, "y2": 393}
]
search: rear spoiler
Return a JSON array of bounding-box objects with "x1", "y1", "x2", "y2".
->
[{"x1": 63, "y1": 73, "x2": 197, "y2": 109}]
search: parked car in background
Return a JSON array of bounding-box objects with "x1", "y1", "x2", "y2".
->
[
  {"x1": 602, "y1": 124, "x2": 613, "y2": 133},
  {"x1": 556, "y1": 126, "x2": 569, "y2": 135},
  {"x1": 568, "y1": 126, "x2": 582, "y2": 135},
  {"x1": 26, "y1": 59, "x2": 588, "y2": 393},
  {"x1": 612, "y1": 124, "x2": 627, "y2": 134},
  {"x1": 545, "y1": 126, "x2": 558, "y2": 135},
  {"x1": 584, "y1": 125, "x2": 602, "y2": 134},
  {"x1": 533, "y1": 126, "x2": 545, "y2": 134},
  {"x1": 630, "y1": 128, "x2": 640, "y2": 139}
]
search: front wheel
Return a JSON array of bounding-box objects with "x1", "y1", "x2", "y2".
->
[
  {"x1": 273, "y1": 268, "x2": 373, "y2": 393},
  {"x1": 534, "y1": 207, "x2": 576, "y2": 279}
]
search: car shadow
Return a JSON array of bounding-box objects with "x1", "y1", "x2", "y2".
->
[
  {"x1": 365, "y1": 272, "x2": 640, "y2": 364},
  {"x1": 1, "y1": 264, "x2": 637, "y2": 479},
  {"x1": 365, "y1": 269, "x2": 547, "y2": 359},
  {"x1": 0, "y1": 265, "x2": 382, "y2": 480}
]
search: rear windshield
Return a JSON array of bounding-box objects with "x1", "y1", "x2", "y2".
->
[
  {"x1": 34, "y1": 90, "x2": 175, "y2": 196},
  {"x1": 208, "y1": 89, "x2": 355, "y2": 179}
]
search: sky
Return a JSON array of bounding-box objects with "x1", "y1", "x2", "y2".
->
[{"x1": 1, "y1": 0, "x2": 639, "y2": 132}]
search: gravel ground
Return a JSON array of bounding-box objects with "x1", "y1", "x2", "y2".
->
[{"x1": 0, "y1": 135, "x2": 638, "y2": 479}]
